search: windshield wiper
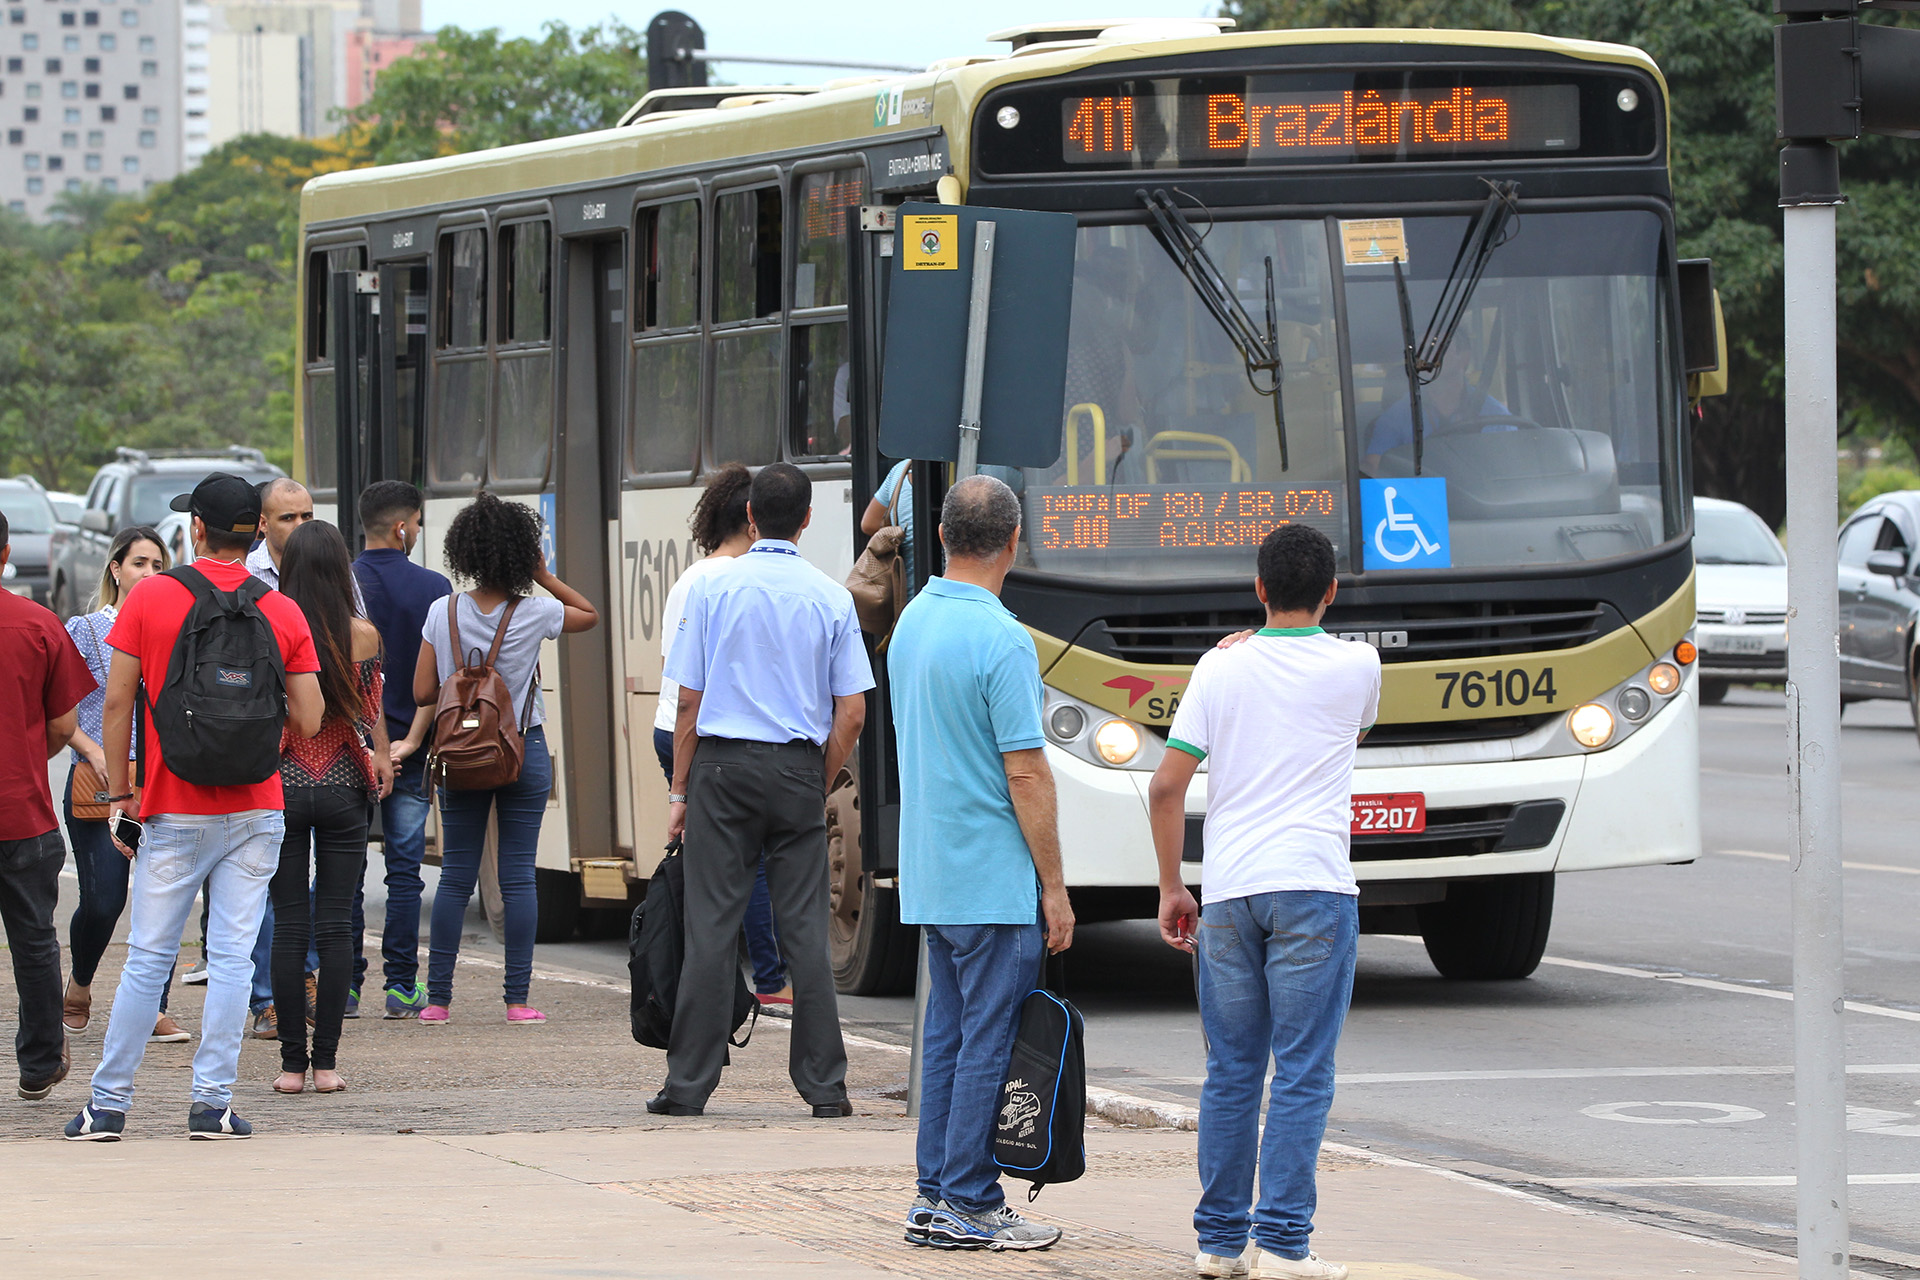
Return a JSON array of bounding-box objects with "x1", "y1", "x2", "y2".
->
[
  {"x1": 1392, "y1": 179, "x2": 1520, "y2": 476},
  {"x1": 1139, "y1": 188, "x2": 1289, "y2": 470}
]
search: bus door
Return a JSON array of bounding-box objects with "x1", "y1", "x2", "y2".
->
[{"x1": 554, "y1": 215, "x2": 631, "y2": 886}]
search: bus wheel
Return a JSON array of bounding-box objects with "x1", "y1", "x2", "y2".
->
[
  {"x1": 827, "y1": 765, "x2": 916, "y2": 996},
  {"x1": 1416, "y1": 873, "x2": 1554, "y2": 980},
  {"x1": 1698, "y1": 678, "x2": 1729, "y2": 705}
]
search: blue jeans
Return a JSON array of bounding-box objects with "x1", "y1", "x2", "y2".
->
[
  {"x1": 916, "y1": 918, "x2": 1045, "y2": 1215},
  {"x1": 1194, "y1": 891, "x2": 1358, "y2": 1262},
  {"x1": 653, "y1": 726, "x2": 785, "y2": 992},
  {"x1": 378, "y1": 752, "x2": 430, "y2": 993},
  {"x1": 430, "y1": 727, "x2": 550, "y2": 1007},
  {"x1": 90, "y1": 809, "x2": 285, "y2": 1112},
  {"x1": 64, "y1": 781, "x2": 171, "y2": 1011}
]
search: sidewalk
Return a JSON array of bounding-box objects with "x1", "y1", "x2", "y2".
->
[{"x1": 2, "y1": 945, "x2": 1803, "y2": 1278}]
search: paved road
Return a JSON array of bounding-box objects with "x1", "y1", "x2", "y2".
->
[{"x1": 41, "y1": 685, "x2": 1920, "y2": 1270}]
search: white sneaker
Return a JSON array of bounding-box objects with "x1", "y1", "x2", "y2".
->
[
  {"x1": 1196, "y1": 1247, "x2": 1251, "y2": 1277},
  {"x1": 1248, "y1": 1246, "x2": 1348, "y2": 1280}
]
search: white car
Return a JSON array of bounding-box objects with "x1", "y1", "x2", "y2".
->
[
  {"x1": 154, "y1": 510, "x2": 197, "y2": 568},
  {"x1": 1692, "y1": 496, "x2": 1788, "y2": 704}
]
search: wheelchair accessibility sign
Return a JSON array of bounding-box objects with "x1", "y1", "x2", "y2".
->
[{"x1": 1360, "y1": 478, "x2": 1451, "y2": 570}]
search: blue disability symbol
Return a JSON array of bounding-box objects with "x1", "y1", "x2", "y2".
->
[{"x1": 1360, "y1": 478, "x2": 1451, "y2": 570}]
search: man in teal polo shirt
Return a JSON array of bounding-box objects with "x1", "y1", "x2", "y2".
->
[{"x1": 888, "y1": 474, "x2": 1076, "y2": 1253}]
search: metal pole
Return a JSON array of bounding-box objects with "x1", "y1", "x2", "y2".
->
[
  {"x1": 955, "y1": 219, "x2": 997, "y2": 479},
  {"x1": 906, "y1": 930, "x2": 930, "y2": 1118},
  {"x1": 1782, "y1": 194, "x2": 1849, "y2": 1280}
]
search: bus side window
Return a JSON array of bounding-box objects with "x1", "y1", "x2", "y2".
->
[
  {"x1": 790, "y1": 165, "x2": 861, "y2": 459},
  {"x1": 492, "y1": 219, "x2": 553, "y2": 488},
  {"x1": 432, "y1": 226, "x2": 488, "y2": 487},
  {"x1": 711, "y1": 185, "x2": 782, "y2": 466},
  {"x1": 630, "y1": 199, "x2": 702, "y2": 480}
]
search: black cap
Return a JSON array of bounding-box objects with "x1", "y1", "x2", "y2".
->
[{"x1": 170, "y1": 472, "x2": 262, "y2": 537}]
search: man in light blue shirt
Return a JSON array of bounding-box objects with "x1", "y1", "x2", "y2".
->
[
  {"x1": 655, "y1": 463, "x2": 873, "y2": 1119},
  {"x1": 887, "y1": 474, "x2": 1075, "y2": 1252}
]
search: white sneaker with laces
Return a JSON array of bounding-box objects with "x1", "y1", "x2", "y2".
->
[
  {"x1": 1247, "y1": 1246, "x2": 1347, "y2": 1279},
  {"x1": 1196, "y1": 1246, "x2": 1251, "y2": 1277}
]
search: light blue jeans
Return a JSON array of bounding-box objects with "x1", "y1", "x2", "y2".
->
[
  {"x1": 90, "y1": 809, "x2": 284, "y2": 1113},
  {"x1": 1194, "y1": 890, "x2": 1358, "y2": 1261}
]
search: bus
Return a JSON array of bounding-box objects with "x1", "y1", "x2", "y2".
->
[{"x1": 295, "y1": 19, "x2": 1718, "y2": 989}]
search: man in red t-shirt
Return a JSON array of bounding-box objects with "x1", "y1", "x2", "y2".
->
[
  {"x1": 0, "y1": 507, "x2": 97, "y2": 1102},
  {"x1": 66, "y1": 474, "x2": 322, "y2": 1142}
]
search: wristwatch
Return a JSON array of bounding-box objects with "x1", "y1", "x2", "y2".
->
[{"x1": 667, "y1": 793, "x2": 687, "y2": 804}]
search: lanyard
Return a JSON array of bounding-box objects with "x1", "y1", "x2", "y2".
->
[{"x1": 748, "y1": 544, "x2": 800, "y2": 557}]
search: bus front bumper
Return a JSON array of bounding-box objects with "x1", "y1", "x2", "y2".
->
[{"x1": 1048, "y1": 689, "x2": 1700, "y2": 888}]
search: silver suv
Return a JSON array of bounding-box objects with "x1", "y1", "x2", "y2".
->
[{"x1": 49, "y1": 447, "x2": 283, "y2": 619}]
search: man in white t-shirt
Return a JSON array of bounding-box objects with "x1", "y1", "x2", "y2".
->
[{"x1": 1147, "y1": 523, "x2": 1380, "y2": 1280}]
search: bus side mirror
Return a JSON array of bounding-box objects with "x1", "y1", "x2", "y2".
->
[{"x1": 1679, "y1": 258, "x2": 1728, "y2": 399}]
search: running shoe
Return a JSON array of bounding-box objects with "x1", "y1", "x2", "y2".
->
[
  {"x1": 250, "y1": 1007, "x2": 278, "y2": 1041},
  {"x1": 925, "y1": 1202, "x2": 1061, "y2": 1252},
  {"x1": 384, "y1": 983, "x2": 428, "y2": 1020},
  {"x1": 903, "y1": 1194, "x2": 939, "y2": 1247},
  {"x1": 64, "y1": 1103, "x2": 126, "y2": 1141},
  {"x1": 181, "y1": 959, "x2": 209, "y2": 986},
  {"x1": 343, "y1": 988, "x2": 360, "y2": 1019},
  {"x1": 419, "y1": 1005, "x2": 449, "y2": 1024},
  {"x1": 149, "y1": 1014, "x2": 191, "y2": 1044},
  {"x1": 188, "y1": 1102, "x2": 252, "y2": 1140}
]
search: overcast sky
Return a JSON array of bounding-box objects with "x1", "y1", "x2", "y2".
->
[{"x1": 417, "y1": 3, "x2": 1228, "y2": 81}]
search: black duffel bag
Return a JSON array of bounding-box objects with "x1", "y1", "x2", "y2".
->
[{"x1": 991, "y1": 988, "x2": 1087, "y2": 1199}]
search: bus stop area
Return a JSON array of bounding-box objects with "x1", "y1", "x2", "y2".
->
[{"x1": 0, "y1": 941, "x2": 1801, "y2": 1280}]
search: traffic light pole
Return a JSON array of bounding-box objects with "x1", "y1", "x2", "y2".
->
[{"x1": 1779, "y1": 141, "x2": 1849, "y2": 1280}]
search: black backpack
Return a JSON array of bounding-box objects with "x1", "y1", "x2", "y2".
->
[
  {"x1": 628, "y1": 840, "x2": 757, "y2": 1051},
  {"x1": 150, "y1": 565, "x2": 288, "y2": 787},
  {"x1": 992, "y1": 988, "x2": 1087, "y2": 1199}
]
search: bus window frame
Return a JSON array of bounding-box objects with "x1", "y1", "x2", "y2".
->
[
  {"x1": 706, "y1": 167, "x2": 785, "y2": 474},
  {"x1": 428, "y1": 214, "x2": 492, "y2": 494},
  {"x1": 786, "y1": 154, "x2": 866, "y2": 464},
  {"x1": 490, "y1": 210, "x2": 557, "y2": 491},
  {"x1": 300, "y1": 232, "x2": 369, "y2": 501},
  {"x1": 627, "y1": 180, "x2": 705, "y2": 489}
]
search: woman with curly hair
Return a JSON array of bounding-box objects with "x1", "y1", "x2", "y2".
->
[
  {"x1": 653, "y1": 464, "x2": 788, "y2": 1005},
  {"x1": 271, "y1": 520, "x2": 392, "y2": 1094},
  {"x1": 413, "y1": 492, "x2": 598, "y2": 1024}
]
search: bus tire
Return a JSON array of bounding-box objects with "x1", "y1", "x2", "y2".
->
[
  {"x1": 827, "y1": 765, "x2": 917, "y2": 996},
  {"x1": 534, "y1": 867, "x2": 582, "y2": 944},
  {"x1": 1417, "y1": 872, "x2": 1554, "y2": 980},
  {"x1": 1698, "y1": 678, "x2": 1729, "y2": 705}
]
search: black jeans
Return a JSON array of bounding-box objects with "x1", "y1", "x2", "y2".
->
[
  {"x1": 1, "y1": 830, "x2": 66, "y2": 1084},
  {"x1": 270, "y1": 785, "x2": 369, "y2": 1073}
]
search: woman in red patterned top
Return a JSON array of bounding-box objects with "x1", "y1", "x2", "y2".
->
[{"x1": 269, "y1": 521, "x2": 393, "y2": 1094}]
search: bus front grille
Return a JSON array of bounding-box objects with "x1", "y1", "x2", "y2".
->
[{"x1": 1093, "y1": 602, "x2": 1609, "y2": 666}]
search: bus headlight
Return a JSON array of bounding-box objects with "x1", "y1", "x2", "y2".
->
[
  {"x1": 1047, "y1": 703, "x2": 1087, "y2": 742},
  {"x1": 1647, "y1": 662, "x2": 1681, "y2": 696},
  {"x1": 1617, "y1": 686, "x2": 1651, "y2": 721},
  {"x1": 1569, "y1": 703, "x2": 1615, "y2": 748},
  {"x1": 1093, "y1": 719, "x2": 1142, "y2": 765}
]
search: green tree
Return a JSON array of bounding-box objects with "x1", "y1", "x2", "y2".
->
[
  {"x1": 1226, "y1": 0, "x2": 1920, "y2": 526},
  {"x1": 341, "y1": 21, "x2": 647, "y2": 165},
  {"x1": 0, "y1": 248, "x2": 131, "y2": 488}
]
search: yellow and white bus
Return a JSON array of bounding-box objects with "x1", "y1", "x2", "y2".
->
[{"x1": 296, "y1": 19, "x2": 1714, "y2": 989}]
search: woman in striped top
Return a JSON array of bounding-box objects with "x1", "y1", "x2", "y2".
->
[{"x1": 269, "y1": 521, "x2": 392, "y2": 1094}]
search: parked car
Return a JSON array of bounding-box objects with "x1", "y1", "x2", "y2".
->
[
  {"x1": 1835, "y1": 490, "x2": 1920, "y2": 725},
  {"x1": 0, "y1": 475, "x2": 59, "y2": 606},
  {"x1": 45, "y1": 490, "x2": 84, "y2": 526},
  {"x1": 1693, "y1": 497, "x2": 1788, "y2": 704},
  {"x1": 50, "y1": 446, "x2": 282, "y2": 619}
]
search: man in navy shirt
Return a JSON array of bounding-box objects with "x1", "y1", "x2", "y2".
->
[{"x1": 351, "y1": 481, "x2": 451, "y2": 1020}]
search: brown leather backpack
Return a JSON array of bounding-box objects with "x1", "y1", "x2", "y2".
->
[{"x1": 427, "y1": 595, "x2": 535, "y2": 792}]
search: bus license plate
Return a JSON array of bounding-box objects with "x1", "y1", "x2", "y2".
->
[{"x1": 1351, "y1": 793, "x2": 1426, "y2": 835}]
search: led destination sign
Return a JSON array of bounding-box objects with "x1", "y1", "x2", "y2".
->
[
  {"x1": 1062, "y1": 84, "x2": 1581, "y2": 164},
  {"x1": 1031, "y1": 484, "x2": 1345, "y2": 555}
]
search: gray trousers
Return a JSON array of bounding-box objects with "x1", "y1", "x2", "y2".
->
[{"x1": 665, "y1": 736, "x2": 848, "y2": 1109}]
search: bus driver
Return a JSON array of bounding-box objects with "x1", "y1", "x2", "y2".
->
[{"x1": 1361, "y1": 345, "x2": 1510, "y2": 475}]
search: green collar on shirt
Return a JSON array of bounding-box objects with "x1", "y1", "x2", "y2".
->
[{"x1": 1255, "y1": 626, "x2": 1325, "y2": 637}]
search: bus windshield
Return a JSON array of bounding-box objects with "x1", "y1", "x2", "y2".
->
[{"x1": 1014, "y1": 208, "x2": 1683, "y2": 580}]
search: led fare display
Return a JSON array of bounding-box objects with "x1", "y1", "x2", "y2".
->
[
  {"x1": 1061, "y1": 84, "x2": 1581, "y2": 164},
  {"x1": 1031, "y1": 485, "x2": 1344, "y2": 554}
]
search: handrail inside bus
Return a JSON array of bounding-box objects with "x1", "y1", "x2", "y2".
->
[{"x1": 1065, "y1": 403, "x2": 1107, "y2": 485}]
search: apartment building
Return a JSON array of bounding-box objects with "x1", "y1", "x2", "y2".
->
[{"x1": 1, "y1": 0, "x2": 185, "y2": 218}]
